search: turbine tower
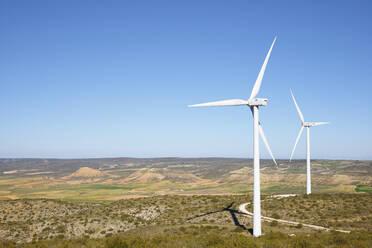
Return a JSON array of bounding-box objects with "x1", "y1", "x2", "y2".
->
[
  {"x1": 289, "y1": 90, "x2": 329, "y2": 195},
  {"x1": 188, "y1": 37, "x2": 277, "y2": 237}
]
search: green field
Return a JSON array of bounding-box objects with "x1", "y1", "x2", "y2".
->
[{"x1": 355, "y1": 185, "x2": 372, "y2": 193}]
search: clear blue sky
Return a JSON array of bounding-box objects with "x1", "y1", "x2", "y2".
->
[{"x1": 0, "y1": 1, "x2": 371, "y2": 159}]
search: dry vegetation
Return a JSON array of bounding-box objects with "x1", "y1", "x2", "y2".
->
[
  {"x1": 0, "y1": 195, "x2": 250, "y2": 243},
  {"x1": 0, "y1": 158, "x2": 371, "y2": 247},
  {"x1": 261, "y1": 193, "x2": 372, "y2": 231},
  {"x1": 2, "y1": 232, "x2": 372, "y2": 248},
  {"x1": 0, "y1": 193, "x2": 371, "y2": 247}
]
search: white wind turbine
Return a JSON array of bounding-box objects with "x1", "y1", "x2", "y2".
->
[
  {"x1": 289, "y1": 90, "x2": 329, "y2": 195},
  {"x1": 188, "y1": 37, "x2": 277, "y2": 237}
]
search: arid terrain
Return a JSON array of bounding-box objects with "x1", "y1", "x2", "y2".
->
[
  {"x1": 0, "y1": 158, "x2": 371, "y2": 247},
  {"x1": 0, "y1": 194, "x2": 372, "y2": 247},
  {"x1": 0, "y1": 158, "x2": 371, "y2": 200}
]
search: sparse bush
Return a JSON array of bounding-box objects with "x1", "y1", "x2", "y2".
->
[
  {"x1": 270, "y1": 220, "x2": 278, "y2": 226},
  {"x1": 232, "y1": 227, "x2": 243, "y2": 232},
  {"x1": 105, "y1": 237, "x2": 129, "y2": 248},
  {"x1": 296, "y1": 223, "x2": 303, "y2": 229},
  {"x1": 272, "y1": 213, "x2": 280, "y2": 219}
]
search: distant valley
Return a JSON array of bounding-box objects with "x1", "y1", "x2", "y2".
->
[{"x1": 0, "y1": 158, "x2": 371, "y2": 200}]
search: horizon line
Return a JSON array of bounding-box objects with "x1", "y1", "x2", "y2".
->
[{"x1": 0, "y1": 156, "x2": 370, "y2": 161}]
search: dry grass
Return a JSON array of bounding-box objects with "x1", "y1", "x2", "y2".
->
[
  {"x1": 0, "y1": 193, "x2": 371, "y2": 244},
  {"x1": 261, "y1": 193, "x2": 372, "y2": 231}
]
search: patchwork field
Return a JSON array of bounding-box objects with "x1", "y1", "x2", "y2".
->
[{"x1": 0, "y1": 158, "x2": 370, "y2": 200}]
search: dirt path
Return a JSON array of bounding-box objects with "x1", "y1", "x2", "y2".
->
[{"x1": 239, "y1": 202, "x2": 350, "y2": 233}]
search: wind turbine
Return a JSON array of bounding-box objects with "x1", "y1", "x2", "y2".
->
[
  {"x1": 289, "y1": 90, "x2": 329, "y2": 195},
  {"x1": 188, "y1": 37, "x2": 277, "y2": 237}
]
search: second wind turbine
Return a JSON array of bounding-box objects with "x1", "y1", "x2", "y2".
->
[
  {"x1": 188, "y1": 37, "x2": 278, "y2": 237},
  {"x1": 289, "y1": 90, "x2": 329, "y2": 195}
]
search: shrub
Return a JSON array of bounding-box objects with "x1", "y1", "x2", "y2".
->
[
  {"x1": 233, "y1": 227, "x2": 243, "y2": 232},
  {"x1": 270, "y1": 220, "x2": 278, "y2": 226},
  {"x1": 105, "y1": 237, "x2": 129, "y2": 248},
  {"x1": 272, "y1": 213, "x2": 280, "y2": 219}
]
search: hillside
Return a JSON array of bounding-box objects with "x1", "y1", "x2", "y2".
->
[
  {"x1": 0, "y1": 194, "x2": 371, "y2": 246},
  {"x1": 0, "y1": 159, "x2": 371, "y2": 246},
  {"x1": 64, "y1": 167, "x2": 106, "y2": 178}
]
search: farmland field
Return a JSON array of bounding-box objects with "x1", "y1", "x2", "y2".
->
[{"x1": 0, "y1": 158, "x2": 370, "y2": 200}]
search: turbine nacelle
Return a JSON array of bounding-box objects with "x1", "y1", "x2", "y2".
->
[
  {"x1": 304, "y1": 122, "x2": 317, "y2": 127},
  {"x1": 303, "y1": 122, "x2": 329, "y2": 127},
  {"x1": 247, "y1": 98, "x2": 268, "y2": 107}
]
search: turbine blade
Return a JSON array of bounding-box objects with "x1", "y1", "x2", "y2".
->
[
  {"x1": 289, "y1": 126, "x2": 304, "y2": 162},
  {"x1": 249, "y1": 37, "x2": 277, "y2": 100},
  {"x1": 249, "y1": 107, "x2": 277, "y2": 166},
  {"x1": 290, "y1": 89, "x2": 305, "y2": 123},
  {"x1": 188, "y1": 99, "x2": 249, "y2": 107},
  {"x1": 313, "y1": 122, "x2": 330, "y2": 126},
  {"x1": 258, "y1": 124, "x2": 277, "y2": 166}
]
